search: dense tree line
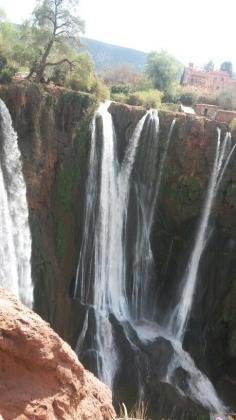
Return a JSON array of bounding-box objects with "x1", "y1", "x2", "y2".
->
[{"x1": 0, "y1": 2, "x2": 235, "y2": 110}]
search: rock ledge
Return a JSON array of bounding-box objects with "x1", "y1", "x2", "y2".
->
[{"x1": 0, "y1": 288, "x2": 115, "y2": 420}]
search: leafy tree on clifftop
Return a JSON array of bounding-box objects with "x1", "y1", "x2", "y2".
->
[
  {"x1": 27, "y1": 0, "x2": 84, "y2": 81},
  {"x1": 145, "y1": 51, "x2": 183, "y2": 96}
]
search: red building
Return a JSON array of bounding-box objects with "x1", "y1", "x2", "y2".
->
[{"x1": 181, "y1": 63, "x2": 233, "y2": 91}]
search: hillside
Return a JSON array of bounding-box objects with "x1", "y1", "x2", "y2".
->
[{"x1": 81, "y1": 37, "x2": 147, "y2": 72}]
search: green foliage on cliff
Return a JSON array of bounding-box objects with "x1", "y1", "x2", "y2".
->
[
  {"x1": 127, "y1": 89, "x2": 163, "y2": 108},
  {"x1": 145, "y1": 51, "x2": 183, "y2": 96},
  {"x1": 24, "y1": 0, "x2": 84, "y2": 82},
  {"x1": 0, "y1": 21, "x2": 20, "y2": 81},
  {"x1": 53, "y1": 109, "x2": 92, "y2": 261},
  {"x1": 0, "y1": 3, "x2": 108, "y2": 99},
  {"x1": 170, "y1": 175, "x2": 202, "y2": 210},
  {"x1": 216, "y1": 89, "x2": 236, "y2": 110}
]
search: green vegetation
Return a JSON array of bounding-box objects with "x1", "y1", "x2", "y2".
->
[
  {"x1": 0, "y1": 2, "x2": 235, "y2": 111},
  {"x1": 145, "y1": 51, "x2": 183, "y2": 96},
  {"x1": 127, "y1": 89, "x2": 162, "y2": 108},
  {"x1": 0, "y1": 1, "x2": 108, "y2": 100},
  {"x1": 53, "y1": 113, "x2": 92, "y2": 261},
  {"x1": 216, "y1": 89, "x2": 236, "y2": 110}
]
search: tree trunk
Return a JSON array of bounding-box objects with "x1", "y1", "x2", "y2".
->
[{"x1": 36, "y1": 38, "x2": 54, "y2": 82}]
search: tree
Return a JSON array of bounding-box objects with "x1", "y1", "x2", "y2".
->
[
  {"x1": 216, "y1": 89, "x2": 236, "y2": 110},
  {"x1": 0, "y1": 13, "x2": 20, "y2": 81},
  {"x1": 27, "y1": 0, "x2": 84, "y2": 81},
  {"x1": 145, "y1": 51, "x2": 183, "y2": 94},
  {"x1": 64, "y1": 51, "x2": 95, "y2": 90},
  {"x1": 204, "y1": 60, "x2": 214, "y2": 72},
  {"x1": 220, "y1": 61, "x2": 233, "y2": 78}
]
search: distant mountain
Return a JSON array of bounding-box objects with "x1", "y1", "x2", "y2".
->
[{"x1": 81, "y1": 37, "x2": 147, "y2": 72}]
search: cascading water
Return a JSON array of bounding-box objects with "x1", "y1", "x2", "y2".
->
[
  {"x1": 75, "y1": 102, "x2": 232, "y2": 418},
  {"x1": 0, "y1": 99, "x2": 33, "y2": 307},
  {"x1": 75, "y1": 102, "x2": 153, "y2": 388},
  {"x1": 131, "y1": 115, "x2": 176, "y2": 320},
  {"x1": 131, "y1": 110, "x2": 160, "y2": 319},
  {"x1": 168, "y1": 129, "x2": 232, "y2": 341}
]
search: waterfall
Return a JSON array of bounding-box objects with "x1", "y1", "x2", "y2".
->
[
  {"x1": 155, "y1": 119, "x2": 176, "y2": 198},
  {"x1": 75, "y1": 102, "x2": 230, "y2": 418},
  {"x1": 168, "y1": 129, "x2": 232, "y2": 341},
  {"x1": 0, "y1": 99, "x2": 33, "y2": 307},
  {"x1": 131, "y1": 110, "x2": 161, "y2": 319},
  {"x1": 75, "y1": 102, "x2": 151, "y2": 388}
]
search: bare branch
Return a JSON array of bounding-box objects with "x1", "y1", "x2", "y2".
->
[{"x1": 44, "y1": 58, "x2": 78, "y2": 69}]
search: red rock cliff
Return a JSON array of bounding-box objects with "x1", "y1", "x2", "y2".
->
[{"x1": 0, "y1": 288, "x2": 116, "y2": 420}]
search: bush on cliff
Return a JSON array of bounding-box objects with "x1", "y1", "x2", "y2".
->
[
  {"x1": 216, "y1": 89, "x2": 236, "y2": 110},
  {"x1": 127, "y1": 89, "x2": 163, "y2": 108},
  {"x1": 0, "y1": 63, "x2": 16, "y2": 83},
  {"x1": 145, "y1": 51, "x2": 183, "y2": 97}
]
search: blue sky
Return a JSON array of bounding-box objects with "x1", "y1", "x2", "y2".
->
[{"x1": 0, "y1": 0, "x2": 235, "y2": 69}]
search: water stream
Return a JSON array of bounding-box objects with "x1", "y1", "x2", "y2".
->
[
  {"x1": 168, "y1": 129, "x2": 232, "y2": 341},
  {"x1": 0, "y1": 99, "x2": 33, "y2": 307},
  {"x1": 75, "y1": 102, "x2": 232, "y2": 418}
]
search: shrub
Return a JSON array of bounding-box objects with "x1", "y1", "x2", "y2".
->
[
  {"x1": 127, "y1": 89, "x2": 163, "y2": 108},
  {"x1": 91, "y1": 77, "x2": 110, "y2": 101},
  {"x1": 50, "y1": 63, "x2": 69, "y2": 86},
  {"x1": 111, "y1": 92, "x2": 128, "y2": 103},
  {"x1": 216, "y1": 90, "x2": 236, "y2": 110},
  {"x1": 110, "y1": 84, "x2": 132, "y2": 95},
  {"x1": 136, "y1": 74, "x2": 154, "y2": 91},
  {"x1": 160, "y1": 102, "x2": 179, "y2": 111},
  {"x1": 0, "y1": 63, "x2": 17, "y2": 83},
  {"x1": 178, "y1": 86, "x2": 199, "y2": 106}
]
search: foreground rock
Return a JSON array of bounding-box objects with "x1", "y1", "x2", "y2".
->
[{"x1": 0, "y1": 288, "x2": 115, "y2": 420}]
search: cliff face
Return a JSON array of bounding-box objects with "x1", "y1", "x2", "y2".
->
[
  {"x1": 1, "y1": 84, "x2": 236, "y2": 413},
  {"x1": 0, "y1": 82, "x2": 98, "y2": 347}
]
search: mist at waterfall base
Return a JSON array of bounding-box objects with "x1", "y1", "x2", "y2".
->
[
  {"x1": 0, "y1": 99, "x2": 33, "y2": 307},
  {"x1": 74, "y1": 102, "x2": 233, "y2": 418}
]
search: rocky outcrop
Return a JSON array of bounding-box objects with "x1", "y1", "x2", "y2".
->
[{"x1": 0, "y1": 288, "x2": 115, "y2": 419}]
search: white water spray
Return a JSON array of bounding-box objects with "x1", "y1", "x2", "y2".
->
[
  {"x1": 75, "y1": 103, "x2": 231, "y2": 417},
  {"x1": 0, "y1": 99, "x2": 33, "y2": 307},
  {"x1": 169, "y1": 129, "x2": 232, "y2": 341},
  {"x1": 75, "y1": 102, "x2": 150, "y2": 387}
]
